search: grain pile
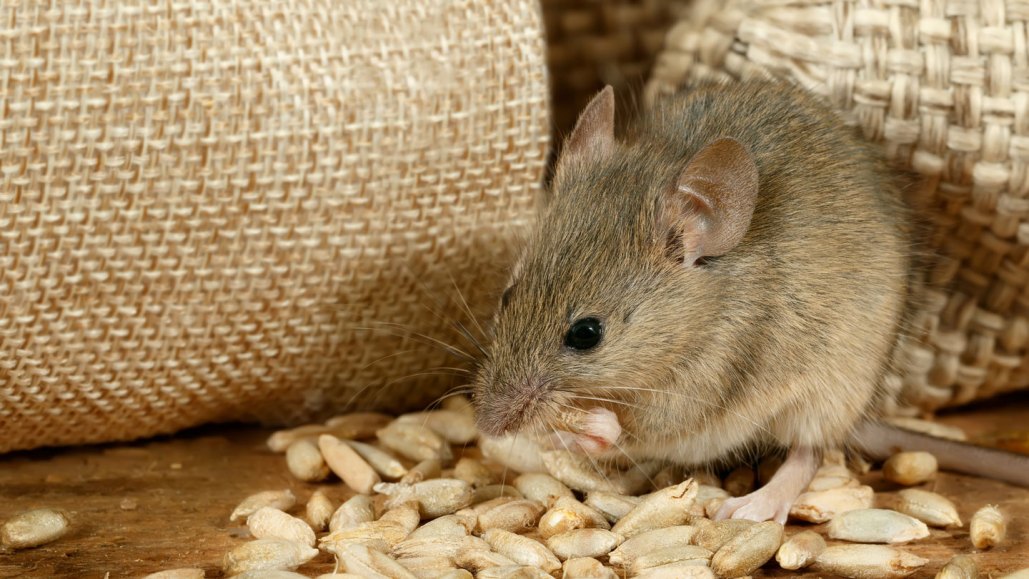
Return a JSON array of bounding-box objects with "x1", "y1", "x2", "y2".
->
[{"x1": 5, "y1": 397, "x2": 1022, "y2": 578}]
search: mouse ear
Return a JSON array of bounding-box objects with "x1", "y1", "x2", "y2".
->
[
  {"x1": 666, "y1": 137, "x2": 759, "y2": 266},
  {"x1": 556, "y1": 86, "x2": 616, "y2": 171}
]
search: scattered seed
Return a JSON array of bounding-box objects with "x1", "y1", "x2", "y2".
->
[
  {"x1": 584, "y1": 492, "x2": 640, "y2": 524},
  {"x1": 304, "y1": 489, "x2": 335, "y2": 532},
  {"x1": 611, "y1": 479, "x2": 699, "y2": 538},
  {"x1": 477, "y1": 499, "x2": 546, "y2": 533},
  {"x1": 481, "y1": 528, "x2": 562, "y2": 573},
  {"x1": 541, "y1": 450, "x2": 622, "y2": 494},
  {"x1": 321, "y1": 504, "x2": 420, "y2": 553},
  {"x1": 812, "y1": 544, "x2": 928, "y2": 579},
  {"x1": 247, "y1": 507, "x2": 316, "y2": 547},
  {"x1": 324, "y1": 412, "x2": 394, "y2": 438},
  {"x1": 895, "y1": 489, "x2": 961, "y2": 528},
  {"x1": 396, "y1": 555, "x2": 459, "y2": 578},
  {"x1": 334, "y1": 541, "x2": 417, "y2": 579},
  {"x1": 479, "y1": 434, "x2": 548, "y2": 474},
  {"x1": 652, "y1": 465, "x2": 684, "y2": 490},
  {"x1": 454, "y1": 457, "x2": 494, "y2": 488},
  {"x1": 319, "y1": 434, "x2": 381, "y2": 494},
  {"x1": 997, "y1": 567, "x2": 1029, "y2": 579},
  {"x1": 883, "y1": 451, "x2": 938, "y2": 486},
  {"x1": 513, "y1": 473, "x2": 575, "y2": 507},
  {"x1": 140, "y1": 570, "x2": 206, "y2": 579},
  {"x1": 538, "y1": 496, "x2": 610, "y2": 539},
  {"x1": 402, "y1": 458, "x2": 443, "y2": 485},
  {"x1": 472, "y1": 484, "x2": 524, "y2": 504},
  {"x1": 234, "y1": 571, "x2": 311, "y2": 579},
  {"x1": 607, "y1": 525, "x2": 699, "y2": 568},
  {"x1": 970, "y1": 504, "x2": 1006, "y2": 549},
  {"x1": 1, "y1": 508, "x2": 69, "y2": 550},
  {"x1": 789, "y1": 485, "x2": 874, "y2": 523},
  {"x1": 475, "y1": 565, "x2": 554, "y2": 579},
  {"x1": 405, "y1": 513, "x2": 476, "y2": 540},
  {"x1": 935, "y1": 554, "x2": 978, "y2": 579},
  {"x1": 711, "y1": 520, "x2": 783, "y2": 577},
  {"x1": 222, "y1": 538, "x2": 319, "y2": 576},
  {"x1": 453, "y1": 548, "x2": 519, "y2": 572},
  {"x1": 692, "y1": 518, "x2": 755, "y2": 552},
  {"x1": 775, "y1": 530, "x2": 826, "y2": 570},
  {"x1": 633, "y1": 564, "x2": 715, "y2": 579},
  {"x1": 329, "y1": 494, "x2": 375, "y2": 533},
  {"x1": 285, "y1": 438, "x2": 330, "y2": 482},
  {"x1": 723, "y1": 465, "x2": 756, "y2": 497},
  {"x1": 396, "y1": 410, "x2": 478, "y2": 444},
  {"x1": 827, "y1": 509, "x2": 930, "y2": 544},
  {"x1": 627, "y1": 545, "x2": 711, "y2": 574},
  {"x1": 346, "y1": 440, "x2": 408, "y2": 479},
  {"x1": 441, "y1": 394, "x2": 474, "y2": 416},
  {"x1": 376, "y1": 479, "x2": 474, "y2": 519},
  {"x1": 377, "y1": 422, "x2": 452, "y2": 462},
  {"x1": 393, "y1": 533, "x2": 489, "y2": 560},
  {"x1": 436, "y1": 571, "x2": 474, "y2": 579},
  {"x1": 268, "y1": 424, "x2": 331, "y2": 453},
  {"x1": 546, "y1": 528, "x2": 623, "y2": 560},
  {"x1": 562, "y1": 557, "x2": 618, "y2": 579},
  {"x1": 231, "y1": 490, "x2": 297, "y2": 522}
]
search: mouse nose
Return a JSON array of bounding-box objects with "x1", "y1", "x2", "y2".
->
[{"x1": 474, "y1": 396, "x2": 527, "y2": 438}]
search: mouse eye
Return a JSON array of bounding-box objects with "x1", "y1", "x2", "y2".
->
[
  {"x1": 565, "y1": 317, "x2": 603, "y2": 351},
  {"x1": 501, "y1": 285, "x2": 514, "y2": 308}
]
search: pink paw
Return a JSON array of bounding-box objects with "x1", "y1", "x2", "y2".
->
[{"x1": 715, "y1": 489, "x2": 792, "y2": 524}]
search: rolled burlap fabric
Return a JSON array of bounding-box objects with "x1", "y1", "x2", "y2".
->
[
  {"x1": 0, "y1": 0, "x2": 549, "y2": 453},
  {"x1": 647, "y1": 0, "x2": 1029, "y2": 415}
]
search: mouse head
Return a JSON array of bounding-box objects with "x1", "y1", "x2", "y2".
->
[{"x1": 472, "y1": 86, "x2": 760, "y2": 454}]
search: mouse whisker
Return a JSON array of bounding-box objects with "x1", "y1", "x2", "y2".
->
[
  {"x1": 599, "y1": 385, "x2": 781, "y2": 444},
  {"x1": 350, "y1": 322, "x2": 477, "y2": 363},
  {"x1": 419, "y1": 386, "x2": 476, "y2": 414},
  {"x1": 444, "y1": 269, "x2": 489, "y2": 345}
]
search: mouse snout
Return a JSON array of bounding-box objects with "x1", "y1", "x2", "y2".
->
[{"x1": 473, "y1": 375, "x2": 552, "y2": 438}]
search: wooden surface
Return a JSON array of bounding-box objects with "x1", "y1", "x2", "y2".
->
[{"x1": 1, "y1": 394, "x2": 1027, "y2": 579}]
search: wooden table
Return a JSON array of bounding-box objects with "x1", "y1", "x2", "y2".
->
[{"x1": 2, "y1": 394, "x2": 1027, "y2": 578}]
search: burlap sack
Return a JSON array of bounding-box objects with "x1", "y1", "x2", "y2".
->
[
  {"x1": 0, "y1": 0, "x2": 549, "y2": 453},
  {"x1": 647, "y1": 0, "x2": 1029, "y2": 415}
]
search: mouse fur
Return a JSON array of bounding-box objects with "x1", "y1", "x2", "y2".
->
[{"x1": 473, "y1": 77, "x2": 915, "y2": 469}]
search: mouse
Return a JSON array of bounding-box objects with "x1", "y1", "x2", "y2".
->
[{"x1": 471, "y1": 77, "x2": 1029, "y2": 523}]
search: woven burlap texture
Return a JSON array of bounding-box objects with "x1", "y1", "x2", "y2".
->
[
  {"x1": 647, "y1": 0, "x2": 1029, "y2": 414},
  {"x1": 541, "y1": 0, "x2": 693, "y2": 135},
  {"x1": 0, "y1": 1, "x2": 550, "y2": 453}
]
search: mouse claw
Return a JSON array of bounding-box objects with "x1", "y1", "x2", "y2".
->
[{"x1": 715, "y1": 491, "x2": 792, "y2": 524}]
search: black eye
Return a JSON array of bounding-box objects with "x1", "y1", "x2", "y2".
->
[
  {"x1": 565, "y1": 317, "x2": 603, "y2": 350},
  {"x1": 501, "y1": 286, "x2": 514, "y2": 308}
]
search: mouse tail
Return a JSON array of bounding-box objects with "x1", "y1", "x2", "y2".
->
[{"x1": 852, "y1": 420, "x2": 1029, "y2": 488}]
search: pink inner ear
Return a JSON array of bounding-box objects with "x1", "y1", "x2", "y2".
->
[{"x1": 672, "y1": 138, "x2": 760, "y2": 264}]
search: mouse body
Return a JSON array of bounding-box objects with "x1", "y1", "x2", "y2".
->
[{"x1": 472, "y1": 78, "x2": 1022, "y2": 523}]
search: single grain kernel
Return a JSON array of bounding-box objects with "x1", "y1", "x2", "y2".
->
[
  {"x1": 285, "y1": 438, "x2": 330, "y2": 482},
  {"x1": 0, "y1": 509, "x2": 69, "y2": 549},
  {"x1": 895, "y1": 488, "x2": 961, "y2": 528},
  {"x1": 812, "y1": 545, "x2": 928, "y2": 579},
  {"x1": 882, "y1": 451, "x2": 937, "y2": 486},
  {"x1": 970, "y1": 504, "x2": 1006, "y2": 549},
  {"x1": 231, "y1": 490, "x2": 297, "y2": 522},
  {"x1": 319, "y1": 434, "x2": 381, "y2": 494}
]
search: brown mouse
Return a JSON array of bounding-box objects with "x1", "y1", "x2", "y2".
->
[{"x1": 472, "y1": 78, "x2": 1029, "y2": 522}]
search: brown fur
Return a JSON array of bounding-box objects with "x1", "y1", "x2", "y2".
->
[{"x1": 473, "y1": 78, "x2": 915, "y2": 468}]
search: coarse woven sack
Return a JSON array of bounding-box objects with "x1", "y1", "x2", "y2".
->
[
  {"x1": 646, "y1": 0, "x2": 1029, "y2": 415},
  {"x1": 540, "y1": 0, "x2": 693, "y2": 135},
  {"x1": 0, "y1": 0, "x2": 550, "y2": 453}
]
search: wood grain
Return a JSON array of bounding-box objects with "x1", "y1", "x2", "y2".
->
[{"x1": 1, "y1": 394, "x2": 1026, "y2": 578}]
